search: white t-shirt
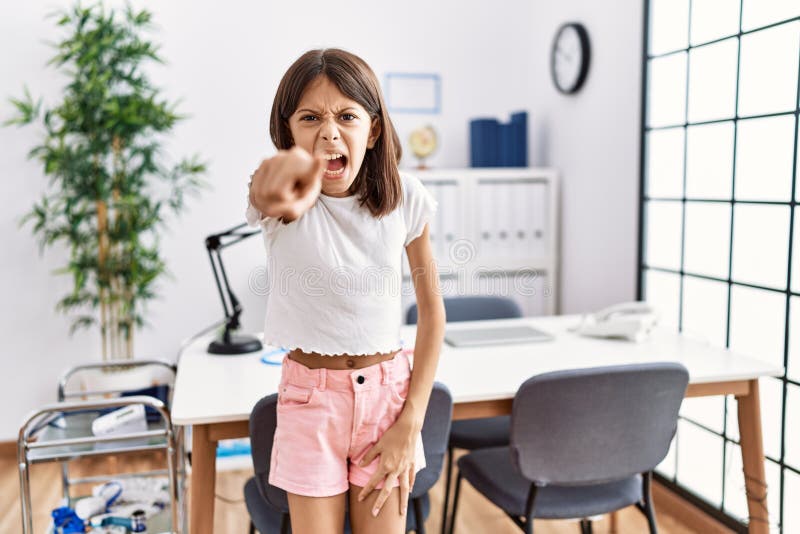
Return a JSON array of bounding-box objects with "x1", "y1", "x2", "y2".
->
[{"x1": 245, "y1": 172, "x2": 438, "y2": 356}]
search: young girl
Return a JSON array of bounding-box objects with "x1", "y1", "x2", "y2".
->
[{"x1": 246, "y1": 48, "x2": 445, "y2": 534}]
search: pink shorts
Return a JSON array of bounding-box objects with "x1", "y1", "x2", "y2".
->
[{"x1": 268, "y1": 350, "x2": 426, "y2": 497}]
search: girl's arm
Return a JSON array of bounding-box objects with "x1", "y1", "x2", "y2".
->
[
  {"x1": 355, "y1": 221, "x2": 445, "y2": 514},
  {"x1": 398, "y1": 222, "x2": 446, "y2": 431}
]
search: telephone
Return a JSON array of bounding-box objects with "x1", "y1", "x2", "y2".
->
[{"x1": 570, "y1": 301, "x2": 659, "y2": 342}]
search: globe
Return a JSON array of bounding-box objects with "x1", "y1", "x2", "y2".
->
[{"x1": 409, "y1": 125, "x2": 438, "y2": 169}]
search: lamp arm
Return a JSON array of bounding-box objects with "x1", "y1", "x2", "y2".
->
[
  {"x1": 203, "y1": 222, "x2": 263, "y2": 355},
  {"x1": 206, "y1": 243, "x2": 232, "y2": 321},
  {"x1": 216, "y1": 253, "x2": 242, "y2": 334}
]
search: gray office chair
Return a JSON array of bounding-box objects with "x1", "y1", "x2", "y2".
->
[
  {"x1": 406, "y1": 295, "x2": 523, "y2": 534},
  {"x1": 447, "y1": 363, "x2": 689, "y2": 534},
  {"x1": 245, "y1": 382, "x2": 453, "y2": 533},
  {"x1": 405, "y1": 295, "x2": 522, "y2": 326}
]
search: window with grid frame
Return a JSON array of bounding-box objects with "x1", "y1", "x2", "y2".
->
[{"x1": 639, "y1": 1, "x2": 800, "y2": 532}]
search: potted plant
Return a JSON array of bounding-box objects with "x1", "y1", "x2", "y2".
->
[{"x1": 6, "y1": 2, "x2": 207, "y2": 367}]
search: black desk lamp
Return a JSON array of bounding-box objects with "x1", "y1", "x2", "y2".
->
[{"x1": 205, "y1": 222, "x2": 264, "y2": 355}]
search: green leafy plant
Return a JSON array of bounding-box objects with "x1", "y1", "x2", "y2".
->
[{"x1": 6, "y1": 2, "x2": 207, "y2": 360}]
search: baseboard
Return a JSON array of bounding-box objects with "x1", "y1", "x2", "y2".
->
[{"x1": 653, "y1": 479, "x2": 740, "y2": 534}]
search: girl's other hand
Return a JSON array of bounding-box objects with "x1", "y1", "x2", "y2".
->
[
  {"x1": 250, "y1": 146, "x2": 326, "y2": 223},
  {"x1": 355, "y1": 414, "x2": 417, "y2": 517}
]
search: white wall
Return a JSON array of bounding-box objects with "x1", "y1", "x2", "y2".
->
[
  {"x1": 529, "y1": 0, "x2": 644, "y2": 312},
  {"x1": 0, "y1": 0, "x2": 642, "y2": 440}
]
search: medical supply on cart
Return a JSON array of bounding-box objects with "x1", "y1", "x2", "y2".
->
[
  {"x1": 88, "y1": 509, "x2": 147, "y2": 532},
  {"x1": 91, "y1": 403, "x2": 148, "y2": 436},
  {"x1": 92, "y1": 476, "x2": 170, "y2": 506},
  {"x1": 51, "y1": 506, "x2": 85, "y2": 533}
]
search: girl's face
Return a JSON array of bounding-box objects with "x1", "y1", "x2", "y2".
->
[{"x1": 288, "y1": 76, "x2": 381, "y2": 198}]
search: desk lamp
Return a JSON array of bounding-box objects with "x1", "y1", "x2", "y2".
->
[{"x1": 204, "y1": 222, "x2": 263, "y2": 354}]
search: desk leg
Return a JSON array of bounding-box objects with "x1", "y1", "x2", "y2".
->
[
  {"x1": 736, "y1": 379, "x2": 769, "y2": 534},
  {"x1": 190, "y1": 424, "x2": 217, "y2": 534}
]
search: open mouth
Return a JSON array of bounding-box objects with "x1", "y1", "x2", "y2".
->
[{"x1": 323, "y1": 153, "x2": 348, "y2": 178}]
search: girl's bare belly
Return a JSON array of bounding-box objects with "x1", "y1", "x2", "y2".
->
[{"x1": 287, "y1": 347, "x2": 401, "y2": 370}]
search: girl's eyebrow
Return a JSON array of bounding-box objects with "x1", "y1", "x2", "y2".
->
[{"x1": 296, "y1": 107, "x2": 359, "y2": 115}]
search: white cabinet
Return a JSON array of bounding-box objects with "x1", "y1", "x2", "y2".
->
[{"x1": 401, "y1": 167, "x2": 560, "y2": 318}]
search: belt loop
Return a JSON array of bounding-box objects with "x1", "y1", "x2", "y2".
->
[
  {"x1": 380, "y1": 360, "x2": 391, "y2": 385},
  {"x1": 318, "y1": 368, "x2": 327, "y2": 391}
]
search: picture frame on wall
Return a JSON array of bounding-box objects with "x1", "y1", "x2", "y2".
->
[{"x1": 384, "y1": 72, "x2": 441, "y2": 114}]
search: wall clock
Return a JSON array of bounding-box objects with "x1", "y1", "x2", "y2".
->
[{"x1": 551, "y1": 22, "x2": 591, "y2": 95}]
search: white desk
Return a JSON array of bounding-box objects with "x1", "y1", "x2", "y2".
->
[{"x1": 171, "y1": 315, "x2": 782, "y2": 534}]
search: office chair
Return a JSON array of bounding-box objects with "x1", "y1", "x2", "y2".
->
[
  {"x1": 447, "y1": 362, "x2": 689, "y2": 534},
  {"x1": 245, "y1": 382, "x2": 453, "y2": 533},
  {"x1": 405, "y1": 295, "x2": 522, "y2": 326},
  {"x1": 406, "y1": 295, "x2": 523, "y2": 534}
]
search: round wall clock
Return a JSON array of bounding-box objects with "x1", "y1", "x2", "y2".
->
[{"x1": 550, "y1": 22, "x2": 591, "y2": 95}]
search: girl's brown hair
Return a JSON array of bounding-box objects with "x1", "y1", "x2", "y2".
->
[{"x1": 270, "y1": 48, "x2": 403, "y2": 218}]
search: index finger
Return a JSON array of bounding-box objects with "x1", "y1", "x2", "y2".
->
[{"x1": 296, "y1": 155, "x2": 326, "y2": 189}]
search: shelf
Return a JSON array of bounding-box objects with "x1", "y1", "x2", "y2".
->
[{"x1": 401, "y1": 167, "x2": 560, "y2": 316}]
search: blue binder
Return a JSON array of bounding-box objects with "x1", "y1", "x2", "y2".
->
[
  {"x1": 470, "y1": 118, "x2": 500, "y2": 167},
  {"x1": 470, "y1": 111, "x2": 528, "y2": 167},
  {"x1": 499, "y1": 123, "x2": 514, "y2": 167},
  {"x1": 509, "y1": 111, "x2": 528, "y2": 167}
]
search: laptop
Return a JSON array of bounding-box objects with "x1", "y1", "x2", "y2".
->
[{"x1": 444, "y1": 325, "x2": 554, "y2": 347}]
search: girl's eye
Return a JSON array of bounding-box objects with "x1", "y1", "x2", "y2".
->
[{"x1": 298, "y1": 113, "x2": 356, "y2": 122}]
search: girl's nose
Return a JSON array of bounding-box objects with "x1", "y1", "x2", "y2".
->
[{"x1": 320, "y1": 118, "x2": 340, "y2": 141}]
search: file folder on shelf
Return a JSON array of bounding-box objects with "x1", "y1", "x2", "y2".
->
[
  {"x1": 441, "y1": 184, "x2": 460, "y2": 262},
  {"x1": 476, "y1": 181, "x2": 493, "y2": 258},
  {"x1": 531, "y1": 183, "x2": 548, "y2": 258},
  {"x1": 499, "y1": 183, "x2": 515, "y2": 259},
  {"x1": 511, "y1": 181, "x2": 529, "y2": 261}
]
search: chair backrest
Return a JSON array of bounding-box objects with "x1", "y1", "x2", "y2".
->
[
  {"x1": 248, "y1": 393, "x2": 288, "y2": 510},
  {"x1": 406, "y1": 295, "x2": 523, "y2": 325},
  {"x1": 411, "y1": 382, "x2": 453, "y2": 497},
  {"x1": 509, "y1": 362, "x2": 689, "y2": 486},
  {"x1": 249, "y1": 383, "x2": 453, "y2": 506}
]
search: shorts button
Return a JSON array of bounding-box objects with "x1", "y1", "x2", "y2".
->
[{"x1": 357, "y1": 375, "x2": 365, "y2": 384}]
